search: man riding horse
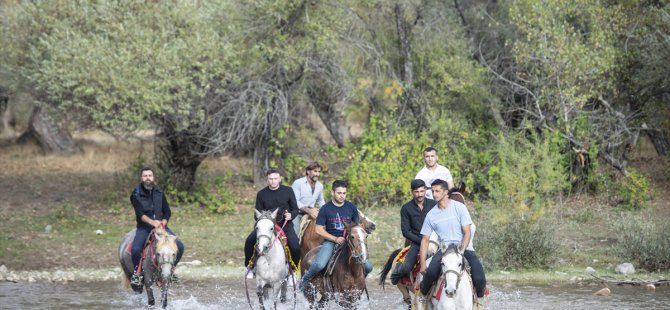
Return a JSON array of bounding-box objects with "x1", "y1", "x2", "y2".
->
[
  {"x1": 244, "y1": 168, "x2": 301, "y2": 273},
  {"x1": 419, "y1": 179, "x2": 486, "y2": 305},
  {"x1": 291, "y1": 162, "x2": 326, "y2": 237},
  {"x1": 389, "y1": 179, "x2": 437, "y2": 285},
  {"x1": 130, "y1": 166, "x2": 185, "y2": 286},
  {"x1": 298, "y1": 180, "x2": 373, "y2": 291}
]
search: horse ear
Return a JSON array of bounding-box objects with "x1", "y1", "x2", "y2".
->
[
  {"x1": 271, "y1": 208, "x2": 278, "y2": 219},
  {"x1": 168, "y1": 235, "x2": 177, "y2": 243},
  {"x1": 459, "y1": 181, "x2": 466, "y2": 194},
  {"x1": 254, "y1": 209, "x2": 262, "y2": 219},
  {"x1": 458, "y1": 241, "x2": 465, "y2": 254},
  {"x1": 439, "y1": 242, "x2": 447, "y2": 253}
]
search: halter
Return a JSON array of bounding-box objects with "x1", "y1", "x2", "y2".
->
[
  {"x1": 441, "y1": 250, "x2": 466, "y2": 298},
  {"x1": 346, "y1": 226, "x2": 367, "y2": 264}
]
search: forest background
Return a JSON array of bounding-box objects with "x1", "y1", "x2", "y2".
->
[{"x1": 1, "y1": 0, "x2": 669, "y2": 280}]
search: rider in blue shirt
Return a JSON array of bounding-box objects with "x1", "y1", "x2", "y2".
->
[{"x1": 298, "y1": 180, "x2": 373, "y2": 291}]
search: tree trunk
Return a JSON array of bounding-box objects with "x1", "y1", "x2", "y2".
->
[
  {"x1": 394, "y1": 3, "x2": 425, "y2": 133},
  {"x1": 17, "y1": 106, "x2": 78, "y2": 153},
  {"x1": 155, "y1": 122, "x2": 207, "y2": 194},
  {"x1": 643, "y1": 127, "x2": 669, "y2": 156},
  {"x1": 253, "y1": 134, "x2": 270, "y2": 187},
  {"x1": 307, "y1": 91, "x2": 350, "y2": 147},
  {"x1": 0, "y1": 87, "x2": 15, "y2": 138}
]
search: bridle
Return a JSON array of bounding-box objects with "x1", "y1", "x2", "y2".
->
[
  {"x1": 346, "y1": 226, "x2": 367, "y2": 264},
  {"x1": 255, "y1": 218, "x2": 276, "y2": 256},
  {"x1": 441, "y1": 250, "x2": 466, "y2": 298}
]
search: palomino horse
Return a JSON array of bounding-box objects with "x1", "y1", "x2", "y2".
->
[
  {"x1": 431, "y1": 242, "x2": 474, "y2": 310},
  {"x1": 119, "y1": 227, "x2": 178, "y2": 308},
  {"x1": 378, "y1": 232, "x2": 439, "y2": 309},
  {"x1": 251, "y1": 209, "x2": 291, "y2": 310},
  {"x1": 299, "y1": 211, "x2": 376, "y2": 271},
  {"x1": 300, "y1": 221, "x2": 369, "y2": 309}
]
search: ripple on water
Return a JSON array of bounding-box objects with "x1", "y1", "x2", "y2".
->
[{"x1": 0, "y1": 280, "x2": 668, "y2": 309}]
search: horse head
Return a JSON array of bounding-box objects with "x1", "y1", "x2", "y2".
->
[
  {"x1": 447, "y1": 182, "x2": 466, "y2": 204},
  {"x1": 358, "y1": 210, "x2": 377, "y2": 234},
  {"x1": 254, "y1": 209, "x2": 278, "y2": 255},
  {"x1": 344, "y1": 221, "x2": 368, "y2": 264},
  {"x1": 153, "y1": 228, "x2": 178, "y2": 281},
  {"x1": 440, "y1": 242, "x2": 466, "y2": 298},
  {"x1": 427, "y1": 232, "x2": 439, "y2": 257}
]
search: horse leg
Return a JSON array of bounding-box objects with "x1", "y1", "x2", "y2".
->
[
  {"x1": 398, "y1": 284, "x2": 411, "y2": 304},
  {"x1": 280, "y1": 279, "x2": 287, "y2": 303},
  {"x1": 161, "y1": 283, "x2": 169, "y2": 309},
  {"x1": 256, "y1": 284, "x2": 265, "y2": 310},
  {"x1": 145, "y1": 284, "x2": 155, "y2": 306}
]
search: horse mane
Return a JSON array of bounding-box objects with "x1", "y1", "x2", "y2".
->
[
  {"x1": 444, "y1": 243, "x2": 459, "y2": 255},
  {"x1": 154, "y1": 229, "x2": 178, "y2": 253},
  {"x1": 448, "y1": 182, "x2": 466, "y2": 203},
  {"x1": 256, "y1": 210, "x2": 276, "y2": 223}
]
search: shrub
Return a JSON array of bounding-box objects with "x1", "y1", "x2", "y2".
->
[
  {"x1": 477, "y1": 211, "x2": 557, "y2": 269},
  {"x1": 612, "y1": 214, "x2": 670, "y2": 272},
  {"x1": 615, "y1": 168, "x2": 651, "y2": 209}
]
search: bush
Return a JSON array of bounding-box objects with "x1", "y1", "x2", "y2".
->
[
  {"x1": 612, "y1": 214, "x2": 670, "y2": 272},
  {"x1": 477, "y1": 212, "x2": 557, "y2": 269},
  {"x1": 615, "y1": 168, "x2": 651, "y2": 209}
]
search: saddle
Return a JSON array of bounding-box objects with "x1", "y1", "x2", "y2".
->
[
  {"x1": 125, "y1": 230, "x2": 159, "y2": 274},
  {"x1": 249, "y1": 224, "x2": 297, "y2": 272},
  {"x1": 298, "y1": 215, "x2": 311, "y2": 241}
]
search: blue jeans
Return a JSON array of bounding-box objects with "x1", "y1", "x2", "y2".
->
[
  {"x1": 300, "y1": 240, "x2": 373, "y2": 286},
  {"x1": 131, "y1": 226, "x2": 185, "y2": 270}
]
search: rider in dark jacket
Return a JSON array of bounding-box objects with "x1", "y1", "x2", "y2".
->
[{"x1": 130, "y1": 167, "x2": 185, "y2": 285}]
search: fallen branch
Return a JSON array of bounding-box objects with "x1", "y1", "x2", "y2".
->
[{"x1": 588, "y1": 274, "x2": 670, "y2": 287}]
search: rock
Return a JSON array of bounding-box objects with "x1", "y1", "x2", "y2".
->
[
  {"x1": 190, "y1": 260, "x2": 202, "y2": 265},
  {"x1": 615, "y1": 263, "x2": 635, "y2": 274},
  {"x1": 95, "y1": 229, "x2": 103, "y2": 235},
  {"x1": 645, "y1": 284, "x2": 656, "y2": 291},
  {"x1": 585, "y1": 267, "x2": 596, "y2": 274},
  {"x1": 45, "y1": 225, "x2": 52, "y2": 233},
  {"x1": 555, "y1": 271, "x2": 567, "y2": 276},
  {"x1": 0, "y1": 265, "x2": 7, "y2": 273},
  {"x1": 28, "y1": 276, "x2": 35, "y2": 283},
  {"x1": 499, "y1": 270, "x2": 510, "y2": 275},
  {"x1": 594, "y1": 287, "x2": 611, "y2": 296}
]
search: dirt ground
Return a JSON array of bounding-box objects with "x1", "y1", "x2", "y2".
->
[{"x1": 1, "y1": 132, "x2": 669, "y2": 271}]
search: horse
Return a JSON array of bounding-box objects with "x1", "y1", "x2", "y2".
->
[
  {"x1": 378, "y1": 232, "x2": 439, "y2": 309},
  {"x1": 299, "y1": 210, "x2": 376, "y2": 269},
  {"x1": 250, "y1": 209, "x2": 291, "y2": 310},
  {"x1": 431, "y1": 242, "x2": 474, "y2": 310},
  {"x1": 300, "y1": 221, "x2": 369, "y2": 309},
  {"x1": 119, "y1": 227, "x2": 178, "y2": 308}
]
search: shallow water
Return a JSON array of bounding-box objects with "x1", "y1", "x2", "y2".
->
[{"x1": 0, "y1": 279, "x2": 668, "y2": 309}]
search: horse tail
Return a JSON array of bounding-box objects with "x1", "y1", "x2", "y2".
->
[
  {"x1": 378, "y1": 248, "x2": 402, "y2": 286},
  {"x1": 121, "y1": 272, "x2": 130, "y2": 289}
]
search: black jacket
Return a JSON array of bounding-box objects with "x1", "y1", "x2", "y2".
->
[
  {"x1": 131, "y1": 183, "x2": 171, "y2": 230},
  {"x1": 255, "y1": 185, "x2": 299, "y2": 227},
  {"x1": 400, "y1": 198, "x2": 437, "y2": 246}
]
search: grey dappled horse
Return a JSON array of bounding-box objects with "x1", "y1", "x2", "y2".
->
[{"x1": 119, "y1": 228, "x2": 178, "y2": 308}]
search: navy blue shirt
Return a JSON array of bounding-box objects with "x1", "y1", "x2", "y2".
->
[{"x1": 316, "y1": 200, "x2": 360, "y2": 237}]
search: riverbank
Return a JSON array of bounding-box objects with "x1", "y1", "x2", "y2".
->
[{"x1": 2, "y1": 262, "x2": 668, "y2": 287}]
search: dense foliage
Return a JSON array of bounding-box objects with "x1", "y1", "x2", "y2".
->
[
  {"x1": 1, "y1": 2, "x2": 664, "y2": 219},
  {"x1": 613, "y1": 214, "x2": 670, "y2": 272}
]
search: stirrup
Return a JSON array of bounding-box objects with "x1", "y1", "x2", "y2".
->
[{"x1": 130, "y1": 273, "x2": 143, "y2": 286}]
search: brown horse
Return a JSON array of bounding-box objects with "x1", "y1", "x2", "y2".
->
[
  {"x1": 300, "y1": 221, "x2": 369, "y2": 309},
  {"x1": 119, "y1": 228, "x2": 178, "y2": 309},
  {"x1": 299, "y1": 210, "x2": 376, "y2": 272}
]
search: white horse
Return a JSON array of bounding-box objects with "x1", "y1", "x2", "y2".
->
[
  {"x1": 431, "y1": 242, "x2": 473, "y2": 310},
  {"x1": 253, "y1": 209, "x2": 290, "y2": 310}
]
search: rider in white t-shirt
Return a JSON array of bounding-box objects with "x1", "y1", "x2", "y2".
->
[{"x1": 415, "y1": 146, "x2": 454, "y2": 200}]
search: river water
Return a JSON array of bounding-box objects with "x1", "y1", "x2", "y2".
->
[{"x1": 0, "y1": 279, "x2": 667, "y2": 309}]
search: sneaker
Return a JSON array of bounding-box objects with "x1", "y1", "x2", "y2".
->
[
  {"x1": 245, "y1": 267, "x2": 254, "y2": 279},
  {"x1": 130, "y1": 273, "x2": 143, "y2": 286}
]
